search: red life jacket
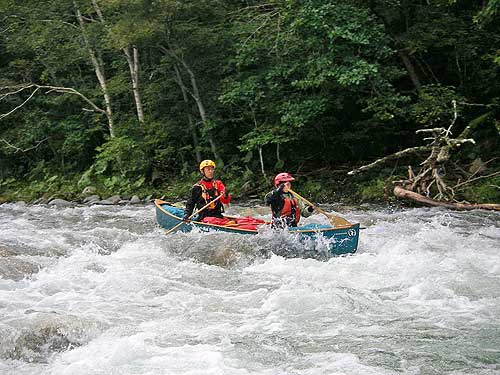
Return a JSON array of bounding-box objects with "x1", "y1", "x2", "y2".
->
[
  {"x1": 274, "y1": 196, "x2": 301, "y2": 226},
  {"x1": 195, "y1": 179, "x2": 222, "y2": 210}
]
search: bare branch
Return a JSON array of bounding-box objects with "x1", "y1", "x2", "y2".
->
[
  {"x1": 348, "y1": 146, "x2": 432, "y2": 175},
  {"x1": 40, "y1": 19, "x2": 79, "y2": 29},
  {"x1": 0, "y1": 85, "x2": 35, "y2": 100},
  {"x1": 230, "y1": 3, "x2": 277, "y2": 14},
  {"x1": 0, "y1": 137, "x2": 49, "y2": 153},
  {"x1": 242, "y1": 10, "x2": 279, "y2": 47},
  {"x1": 0, "y1": 83, "x2": 107, "y2": 120},
  {"x1": 416, "y1": 127, "x2": 447, "y2": 135},
  {"x1": 445, "y1": 99, "x2": 457, "y2": 136},
  {"x1": 456, "y1": 101, "x2": 498, "y2": 108},
  {"x1": 91, "y1": 0, "x2": 105, "y2": 23},
  {"x1": 0, "y1": 86, "x2": 40, "y2": 120},
  {"x1": 453, "y1": 170, "x2": 500, "y2": 190}
]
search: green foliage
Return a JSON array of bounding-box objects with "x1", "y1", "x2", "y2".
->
[
  {"x1": 293, "y1": 179, "x2": 324, "y2": 202},
  {"x1": 461, "y1": 175, "x2": 500, "y2": 203},
  {"x1": 0, "y1": 0, "x2": 499, "y2": 205},
  {"x1": 355, "y1": 178, "x2": 388, "y2": 202},
  {"x1": 410, "y1": 85, "x2": 464, "y2": 127},
  {"x1": 77, "y1": 136, "x2": 148, "y2": 194},
  {"x1": 221, "y1": 0, "x2": 407, "y2": 165}
]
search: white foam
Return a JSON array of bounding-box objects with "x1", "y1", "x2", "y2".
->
[{"x1": 0, "y1": 204, "x2": 499, "y2": 374}]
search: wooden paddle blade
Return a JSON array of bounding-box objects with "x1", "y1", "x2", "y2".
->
[
  {"x1": 288, "y1": 188, "x2": 352, "y2": 227},
  {"x1": 328, "y1": 215, "x2": 352, "y2": 227}
]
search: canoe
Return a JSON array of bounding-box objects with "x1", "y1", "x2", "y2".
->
[{"x1": 154, "y1": 199, "x2": 360, "y2": 256}]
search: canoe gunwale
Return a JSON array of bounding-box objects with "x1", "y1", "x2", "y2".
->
[
  {"x1": 154, "y1": 199, "x2": 359, "y2": 235},
  {"x1": 155, "y1": 199, "x2": 260, "y2": 233}
]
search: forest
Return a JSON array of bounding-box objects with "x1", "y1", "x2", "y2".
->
[{"x1": 0, "y1": 0, "x2": 499, "y2": 204}]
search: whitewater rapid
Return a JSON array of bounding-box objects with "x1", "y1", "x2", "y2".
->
[{"x1": 0, "y1": 203, "x2": 499, "y2": 374}]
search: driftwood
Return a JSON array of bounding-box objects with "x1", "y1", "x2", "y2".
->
[
  {"x1": 394, "y1": 185, "x2": 500, "y2": 211},
  {"x1": 348, "y1": 100, "x2": 499, "y2": 209}
]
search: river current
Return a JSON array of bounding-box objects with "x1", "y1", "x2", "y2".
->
[{"x1": 0, "y1": 202, "x2": 499, "y2": 375}]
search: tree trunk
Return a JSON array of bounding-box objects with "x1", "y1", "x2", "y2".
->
[
  {"x1": 183, "y1": 59, "x2": 218, "y2": 160},
  {"x1": 123, "y1": 45, "x2": 145, "y2": 125},
  {"x1": 173, "y1": 65, "x2": 201, "y2": 162},
  {"x1": 92, "y1": 0, "x2": 145, "y2": 126},
  {"x1": 367, "y1": 7, "x2": 422, "y2": 93},
  {"x1": 393, "y1": 185, "x2": 500, "y2": 211},
  {"x1": 259, "y1": 146, "x2": 266, "y2": 178},
  {"x1": 159, "y1": 45, "x2": 218, "y2": 160},
  {"x1": 74, "y1": 3, "x2": 114, "y2": 137},
  {"x1": 397, "y1": 49, "x2": 422, "y2": 92}
]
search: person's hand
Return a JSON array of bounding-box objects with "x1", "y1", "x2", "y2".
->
[
  {"x1": 182, "y1": 214, "x2": 190, "y2": 222},
  {"x1": 222, "y1": 190, "x2": 229, "y2": 198},
  {"x1": 307, "y1": 205, "x2": 314, "y2": 213}
]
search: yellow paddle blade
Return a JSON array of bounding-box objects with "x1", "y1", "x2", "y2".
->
[
  {"x1": 289, "y1": 188, "x2": 352, "y2": 227},
  {"x1": 327, "y1": 214, "x2": 352, "y2": 227}
]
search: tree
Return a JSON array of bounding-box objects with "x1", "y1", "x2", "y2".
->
[{"x1": 221, "y1": 0, "x2": 407, "y2": 171}]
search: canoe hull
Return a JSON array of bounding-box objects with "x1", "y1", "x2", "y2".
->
[{"x1": 154, "y1": 200, "x2": 359, "y2": 256}]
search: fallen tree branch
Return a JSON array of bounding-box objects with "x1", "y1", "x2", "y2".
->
[
  {"x1": 394, "y1": 185, "x2": 500, "y2": 211},
  {"x1": 348, "y1": 145, "x2": 432, "y2": 175}
]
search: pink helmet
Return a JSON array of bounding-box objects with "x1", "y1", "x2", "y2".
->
[{"x1": 274, "y1": 172, "x2": 295, "y2": 186}]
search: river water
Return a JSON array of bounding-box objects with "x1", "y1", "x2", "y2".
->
[{"x1": 0, "y1": 202, "x2": 499, "y2": 375}]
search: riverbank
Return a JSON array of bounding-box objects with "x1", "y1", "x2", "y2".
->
[
  {"x1": 0, "y1": 168, "x2": 379, "y2": 205},
  {"x1": 0, "y1": 165, "x2": 498, "y2": 207}
]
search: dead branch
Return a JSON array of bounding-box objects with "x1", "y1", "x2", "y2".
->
[
  {"x1": 349, "y1": 99, "x2": 498, "y2": 207},
  {"x1": 446, "y1": 99, "x2": 457, "y2": 136},
  {"x1": 394, "y1": 185, "x2": 500, "y2": 211},
  {"x1": 347, "y1": 145, "x2": 432, "y2": 175},
  {"x1": 453, "y1": 170, "x2": 500, "y2": 190},
  {"x1": 0, "y1": 83, "x2": 107, "y2": 120},
  {"x1": 0, "y1": 137, "x2": 49, "y2": 153},
  {"x1": 0, "y1": 87, "x2": 40, "y2": 120}
]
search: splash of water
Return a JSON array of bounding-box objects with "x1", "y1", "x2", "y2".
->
[{"x1": 0, "y1": 203, "x2": 499, "y2": 374}]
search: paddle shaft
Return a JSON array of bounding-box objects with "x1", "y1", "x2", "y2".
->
[
  {"x1": 288, "y1": 188, "x2": 351, "y2": 227},
  {"x1": 164, "y1": 193, "x2": 225, "y2": 235}
]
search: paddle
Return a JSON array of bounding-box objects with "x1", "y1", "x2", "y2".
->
[
  {"x1": 288, "y1": 188, "x2": 352, "y2": 227},
  {"x1": 164, "y1": 193, "x2": 225, "y2": 235}
]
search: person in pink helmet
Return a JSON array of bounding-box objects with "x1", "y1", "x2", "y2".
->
[{"x1": 265, "y1": 172, "x2": 314, "y2": 228}]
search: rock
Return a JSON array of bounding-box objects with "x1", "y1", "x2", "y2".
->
[
  {"x1": 105, "y1": 195, "x2": 121, "y2": 205},
  {"x1": 81, "y1": 186, "x2": 97, "y2": 196},
  {"x1": 83, "y1": 195, "x2": 100, "y2": 204},
  {"x1": 17, "y1": 201, "x2": 27, "y2": 206},
  {"x1": 145, "y1": 195, "x2": 152, "y2": 202},
  {"x1": 118, "y1": 200, "x2": 130, "y2": 204},
  {"x1": 0, "y1": 196, "x2": 7, "y2": 204},
  {"x1": 130, "y1": 195, "x2": 142, "y2": 204},
  {"x1": 96, "y1": 200, "x2": 114, "y2": 205},
  {"x1": 0, "y1": 247, "x2": 16, "y2": 257},
  {"x1": 0, "y1": 258, "x2": 40, "y2": 281},
  {"x1": 32, "y1": 198, "x2": 49, "y2": 205},
  {"x1": 48, "y1": 199, "x2": 72, "y2": 207}
]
